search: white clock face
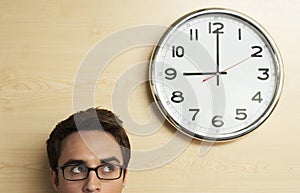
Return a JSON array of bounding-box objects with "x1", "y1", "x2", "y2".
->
[{"x1": 150, "y1": 8, "x2": 283, "y2": 141}]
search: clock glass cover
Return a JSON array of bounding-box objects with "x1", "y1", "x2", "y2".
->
[{"x1": 149, "y1": 8, "x2": 283, "y2": 141}]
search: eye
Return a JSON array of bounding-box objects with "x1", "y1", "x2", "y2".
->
[
  {"x1": 102, "y1": 164, "x2": 115, "y2": 173},
  {"x1": 71, "y1": 165, "x2": 87, "y2": 174}
]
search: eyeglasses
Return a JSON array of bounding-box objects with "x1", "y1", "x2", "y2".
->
[{"x1": 58, "y1": 163, "x2": 124, "y2": 181}]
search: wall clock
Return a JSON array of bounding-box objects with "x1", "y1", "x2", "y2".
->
[{"x1": 149, "y1": 8, "x2": 283, "y2": 141}]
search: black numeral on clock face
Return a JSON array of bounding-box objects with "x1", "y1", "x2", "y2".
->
[
  {"x1": 212, "y1": 115, "x2": 224, "y2": 127},
  {"x1": 252, "y1": 91, "x2": 263, "y2": 103},
  {"x1": 190, "y1": 28, "x2": 199, "y2": 41},
  {"x1": 258, "y1": 68, "x2": 269, "y2": 80},
  {"x1": 251, "y1": 46, "x2": 263, "y2": 57},
  {"x1": 189, "y1": 108, "x2": 200, "y2": 121},
  {"x1": 172, "y1": 46, "x2": 184, "y2": 58},
  {"x1": 238, "y1": 28, "x2": 242, "y2": 40},
  {"x1": 209, "y1": 22, "x2": 224, "y2": 34},
  {"x1": 165, "y1": 68, "x2": 177, "y2": 80},
  {"x1": 171, "y1": 91, "x2": 184, "y2": 103},
  {"x1": 235, "y1": 109, "x2": 247, "y2": 120}
]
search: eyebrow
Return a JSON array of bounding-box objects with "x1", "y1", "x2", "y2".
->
[
  {"x1": 61, "y1": 159, "x2": 86, "y2": 167},
  {"x1": 61, "y1": 156, "x2": 121, "y2": 167},
  {"x1": 100, "y1": 156, "x2": 121, "y2": 165}
]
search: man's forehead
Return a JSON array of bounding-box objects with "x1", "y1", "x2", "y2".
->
[{"x1": 59, "y1": 130, "x2": 123, "y2": 165}]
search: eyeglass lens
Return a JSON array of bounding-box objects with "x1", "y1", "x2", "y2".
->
[{"x1": 62, "y1": 164, "x2": 122, "y2": 181}]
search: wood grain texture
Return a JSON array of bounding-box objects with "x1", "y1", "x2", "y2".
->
[{"x1": 0, "y1": 0, "x2": 299, "y2": 193}]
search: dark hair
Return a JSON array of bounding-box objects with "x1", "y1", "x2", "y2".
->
[{"x1": 46, "y1": 107, "x2": 131, "y2": 173}]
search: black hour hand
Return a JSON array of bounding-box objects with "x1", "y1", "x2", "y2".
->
[{"x1": 183, "y1": 72, "x2": 227, "y2": 76}]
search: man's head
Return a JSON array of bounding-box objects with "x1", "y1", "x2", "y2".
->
[{"x1": 46, "y1": 107, "x2": 131, "y2": 193}]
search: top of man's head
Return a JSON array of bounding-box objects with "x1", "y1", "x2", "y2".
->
[{"x1": 46, "y1": 107, "x2": 131, "y2": 172}]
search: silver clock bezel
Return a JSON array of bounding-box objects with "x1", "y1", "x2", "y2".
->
[{"x1": 149, "y1": 8, "x2": 284, "y2": 141}]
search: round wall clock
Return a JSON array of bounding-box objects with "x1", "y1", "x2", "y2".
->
[{"x1": 149, "y1": 8, "x2": 283, "y2": 141}]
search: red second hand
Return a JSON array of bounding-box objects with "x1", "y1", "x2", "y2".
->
[{"x1": 202, "y1": 56, "x2": 252, "y2": 83}]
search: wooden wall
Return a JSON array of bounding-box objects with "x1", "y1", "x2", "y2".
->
[{"x1": 0, "y1": 0, "x2": 299, "y2": 192}]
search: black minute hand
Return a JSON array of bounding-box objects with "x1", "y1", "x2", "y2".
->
[{"x1": 216, "y1": 32, "x2": 220, "y2": 86}]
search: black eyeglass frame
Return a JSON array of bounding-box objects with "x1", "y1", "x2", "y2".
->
[{"x1": 57, "y1": 164, "x2": 124, "y2": 181}]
